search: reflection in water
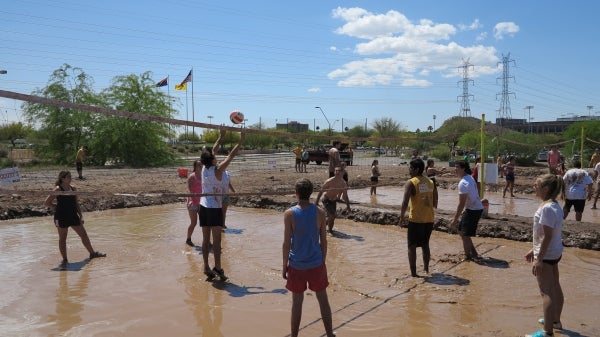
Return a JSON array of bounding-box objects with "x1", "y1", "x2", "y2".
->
[
  {"x1": 184, "y1": 254, "x2": 224, "y2": 337},
  {"x1": 501, "y1": 196, "x2": 516, "y2": 215},
  {"x1": 406, "y1": 290, "x2": 432, "y2": 337},
  {"x1": 47, "y1": 266, "x2": 90, "y2": 336}
]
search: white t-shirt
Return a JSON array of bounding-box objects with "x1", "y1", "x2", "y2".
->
[
  {"x1": 458, "y1": 174, "x2": 483, "y2": 210},
  {"x1": 533, "y1": 201, "x2": 563, "y2": 260},
  {"x1": 594, "y1": 162, "x2": 600, "y2": 179},
  {"x1": 200, "y1": 166, "x2": 223, "y2": 208},
  {"x1": 563, "y1": 168, "x2": 593, "y2": 200}
]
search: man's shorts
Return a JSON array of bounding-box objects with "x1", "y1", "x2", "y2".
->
[
  {"x1": 407, "y1": 222, "x2": 434, "y2": 247},
  {"x1": 458, "y1": 209, "x2": 482, "y2": 237},
  {"x1": 370, "y1": 176, "x2": 379, "y2": 183},
  {"x1": 295, "y1": 158, "x2": 301, "y2": 164},
  {"x1": 187, "y1": 203, "x2": 199, "y2": 212},
  {"x1": 76, "y1": 162, "x2": 83, "y2": 171},
  {"x1": 199, "y1": 205, "x2": 223, "y2": 227},
  {"x1": 563, "y1": 199, "x2": 585, "y2": 213},
  {"x1": 285, "y1": 263, "x2": 329, "y2": 293},
  {"x1": 321, "y1": 198, "x2": 337, "y2": 217}
]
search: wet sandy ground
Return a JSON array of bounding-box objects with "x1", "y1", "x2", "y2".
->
[
  {"x1": 1, "y1": 205, "x2": 599, "y2": 337},
  {"x1": 351, "y1": 186, "x2": 599, "y2": 223}
]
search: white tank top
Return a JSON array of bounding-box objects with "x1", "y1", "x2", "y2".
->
[{"x1": 200, "y1": 166, "x2": 223, "y2": 208}]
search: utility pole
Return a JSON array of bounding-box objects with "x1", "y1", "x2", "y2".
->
[
  {"x1": 587, "y1": 105, "x2": 594, "y2": 119},
  {"x1": 524, "y1": 105, "x2": 534, "y2": 133},
  {"x1": 496, "y1": 53, "x2": 516, "y2": 128},
  {"x1": 457, "y1": 58, "x2": 474, "y2": 117}
]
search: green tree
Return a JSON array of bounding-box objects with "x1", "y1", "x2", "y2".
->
[
  {"x1": 22, "y1": 64, "x2": 101, "y2": 163},
  {"x1": 244, "y1": 126, "x2": 273, "y2": 150},
  {"x1": 93, "y1": 72, "x2": 177, "y2": 167},
  {"x1": 562, "y1": 121, "x2": 600, "y2": 161},
  {"x1": 0, "y1": 122, "x2": 34, "y2": 146},
  {"x1": 371, "y1": 117, "x2": 403, "y2": 153}
]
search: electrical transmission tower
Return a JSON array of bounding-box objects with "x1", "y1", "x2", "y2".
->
[
  {"x1": 457, "y1": 58, "x2": 474, "y2": 117},
  {"x1": 496, "y1": 53, "x2": 516, "y2": 125}
]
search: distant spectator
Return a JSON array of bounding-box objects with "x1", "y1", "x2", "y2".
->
[
  {"x1": 328, "y1": 141, "x2": 341, "y2": 178},
  {"x1": 562, "y1": 160, "x2": 593, "y2": 221},
  {"x1": 589, "y1": 148, "x2": 600, "y2": 168},
  {"x1": 293, "y1": 145, "x2": 302, "y2": 173},
  {"x1": 548, "y1": 146, "x2": 560, "y2": 174}
]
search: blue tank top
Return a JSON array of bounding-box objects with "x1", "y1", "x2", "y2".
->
[{"x1": 289, "y1": 204, "x2": 323, "y2": 270}]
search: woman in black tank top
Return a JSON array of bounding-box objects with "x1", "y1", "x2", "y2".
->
[{"x1": 44, "y1": 171, "x2": 106, "y2": 269}]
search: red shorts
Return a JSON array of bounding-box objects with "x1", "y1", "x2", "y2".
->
[{"x1": 285, "y1": 263, "x2": 329, "y2": 293}]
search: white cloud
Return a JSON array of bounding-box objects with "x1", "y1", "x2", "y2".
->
[
  {"x1": 329, "y1": 46, "x2": 338, "y2": 52},
  {"x1": 493, "y1": 22, "x2": 519, "y2": 40},
  {"x1": 328, "y1": 7, "x2": 503, "y2": 88},
  {"x1": 308, "y1": 87, "x2": 321, "y2": 93},
  {"x1": 459, "y1": 19, "x2": 482, "y2": 31}
]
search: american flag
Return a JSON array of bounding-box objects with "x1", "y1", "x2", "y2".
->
[
  {"x1": 155, "y1": 77, "x2": 168, "y2": 87},
  {"x1": 179, "y1": 70, "x2": 192, "y2": 85}
]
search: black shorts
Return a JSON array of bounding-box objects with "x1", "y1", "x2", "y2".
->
[
  {"x1": 321, "y1": 198, "x2": 337, "y2": 217},
  {"x1": 199, "y1": 205, "x2": 223, "y2": 227},
  {"x1": 564, "y1": 199, "x2": 585, "y2": 213},
  {"x1": 370, "y1": 176, "x2": 378, "y2": 183},
  {"x1": 505, "y1": 173, "x2": 515, "y2": 182},
  {"x1": 76, "y1": 162, "x2": 83, "y2": 171},
  {"x1": 295, "y1": 158, "x2": 301, "y2": 164},
  {"x1": 543, "y1": 255, "x2": 562, "y2": 265},
  {"x1": 458, "y1": 209, "x2": 482, "y2": 237},
  {"x1": 407, "y1": 222, "x2": 433, "y2": 247}
]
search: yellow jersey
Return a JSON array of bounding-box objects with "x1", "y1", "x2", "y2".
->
[{"x1": 408, "y1": 175, "x2": 435, "y2": 223}]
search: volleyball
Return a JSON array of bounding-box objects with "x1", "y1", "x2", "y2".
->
[{"x1": 229, "y1": 110, "x2": 244, "y2": 124}]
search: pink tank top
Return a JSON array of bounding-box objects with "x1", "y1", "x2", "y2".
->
[{"x1": 187, "y1": 172, "x2": 202, "y2": 206}]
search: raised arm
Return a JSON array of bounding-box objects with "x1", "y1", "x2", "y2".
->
[
  {"x1": 216, "y1": 132, "x2": 245, "y2": 176},
  {"x1": 212, "y1": 129, "x2": 227, "y2": 156}
]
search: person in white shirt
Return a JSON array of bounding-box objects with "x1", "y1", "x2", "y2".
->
[
  {"x1": 525, "y1": 173, "x2": 565, "y2": 337},
  {"x1": 562, "y1": 160, "x2": 593, "y2": 221},
  {"x1": 449, "y1": 160, "x2": 484, "y2": 261},
  {"x1": 591, "y1": 161, "x2": 600, "y2": 209}
]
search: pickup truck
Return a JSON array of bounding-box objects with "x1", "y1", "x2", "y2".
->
[{"x1": 305, "y1": 143, "x2": 353, "y2": 166}]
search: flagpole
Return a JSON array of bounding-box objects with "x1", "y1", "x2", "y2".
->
[
  {"x1": 191, "y1": 68, "x2": 195, "y2": 142},
  {"x1": 185, "y1": 84, "x2": 189, "y2": 141},
  {"x1": 167, "y1": 75, "x2": 172, "y2": 143}
]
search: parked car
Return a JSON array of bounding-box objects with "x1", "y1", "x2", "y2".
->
[
  {"x1": 536, "y1": 150, "x2": 548, "y2": 162},
  {"x1": 306, "y1": 143, "x2": 353, "y2": 165}
]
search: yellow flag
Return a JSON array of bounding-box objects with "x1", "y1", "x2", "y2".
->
[{"x1": 175, "y1": 82, "x2": 187, "y2": 91}]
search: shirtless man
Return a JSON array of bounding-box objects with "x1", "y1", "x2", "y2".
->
[
  {"x1": 75, "y1": 145, "x2": 88, "y2": 180},
  {"x1": 316, "y1": 166, "x2": 351, "y2": 233},
  {"x1": 327, "y1": 141, "x2": 341, "y2": 178}
]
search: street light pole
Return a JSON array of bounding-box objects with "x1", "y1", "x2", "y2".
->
[
  {"x1": 433, "y1": 114, "x2": 436, "y2": 131},
  {"x1": 315, "y1": 106, "x2": 332, "y2": 136},
  {"x1": 524, "y1": 105, "x2": 534, "y2": 133},
  {"x1": 587, "y1": 105, "x2": 594, "y2": 119}
]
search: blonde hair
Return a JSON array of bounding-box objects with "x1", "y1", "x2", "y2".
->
[{"x1": 536, "y1": 173, "x2": 564, "y2": 202}]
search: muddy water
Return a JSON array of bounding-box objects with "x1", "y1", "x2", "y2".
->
[
  {"x1": 1, "y1": 205, "x2": 598, "y2": 337},
  {"x1": 352, "y1": 186, "x2": 599, "y2": 223}
]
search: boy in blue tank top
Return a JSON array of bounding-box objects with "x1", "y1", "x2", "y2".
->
[{"x1": 282, "y1": 178, "x2": 335, "y2": 337}]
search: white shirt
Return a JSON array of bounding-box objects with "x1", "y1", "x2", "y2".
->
[
  {"x1": 458, "y1": 174, "x2": 483, "y2": 210},
  {"x1": 200, "y1": 166, "x2": 223, "y2": 208},
  {"x1": 563, "y1": 168, "x2": 593, "y2": 200},
  {"x1": 533, "y1": 201, "x2": 563, "y2": 260}
]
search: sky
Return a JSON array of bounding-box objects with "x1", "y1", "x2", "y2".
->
[{"x1": 1, "y1": 0, "x2": 599, "y2": 135}]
